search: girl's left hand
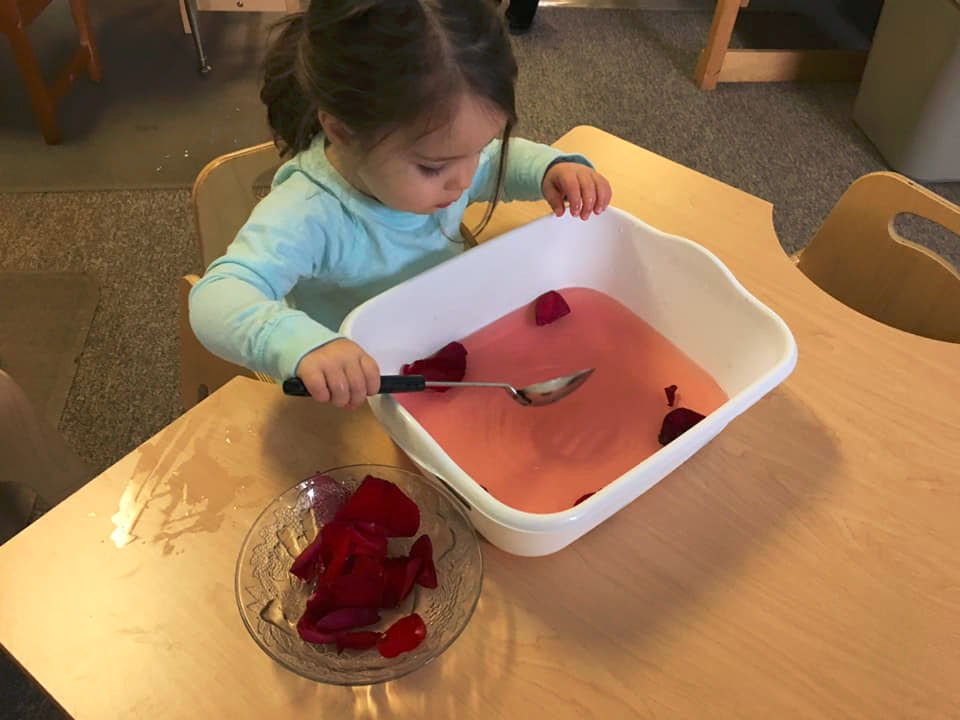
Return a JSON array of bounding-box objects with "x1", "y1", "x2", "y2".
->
[{"x1": 542, "y1": 163, "x2": 613, "y2": 220}]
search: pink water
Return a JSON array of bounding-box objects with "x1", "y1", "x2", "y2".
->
[{"x1": 397, "y1": 287, "x2": 728, "y2": 514}]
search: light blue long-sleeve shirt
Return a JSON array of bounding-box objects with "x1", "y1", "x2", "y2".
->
[{"x1": 188, "y1": 136, "x2": 591, "y2": 380}]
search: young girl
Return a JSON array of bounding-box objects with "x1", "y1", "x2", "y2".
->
[{"x1": 189, "y1": 0, "x2": 612, "y2": 409}]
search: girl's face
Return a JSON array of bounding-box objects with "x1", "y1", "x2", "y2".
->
[{"x1": 338, "y1": 93, "x2": 507, "y2": 215}]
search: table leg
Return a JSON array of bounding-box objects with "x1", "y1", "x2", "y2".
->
[
  {"x1": 694, "y1": 0, "x2": 740, "y2": 90},
  {"x1": 182, "y1": 0, "x2": 212, "y2": 75}
]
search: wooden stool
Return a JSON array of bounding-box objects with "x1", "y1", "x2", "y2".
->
[{"x1": 0, "y1": 0, "x2": 102, "y2": 144}]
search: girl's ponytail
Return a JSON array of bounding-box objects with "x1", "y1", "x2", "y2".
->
[{"x1": 260, "y1": 14, "x2": 320, "y2": 156}]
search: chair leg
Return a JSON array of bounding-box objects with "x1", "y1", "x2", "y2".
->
[
  {"x1": 694, "y1": 0, "x2": 741, "y2": 91},
  {"x1": 179, "y1": 0, "x2": 192, "y2": 33},
  {"x1": 182, "y1": 0, "x2": 212, "y2": 74},
  {"x1": 68, "y1": 0, "x2": 102, "y2": 82},
  {"x1": 6, "y1": 27, "x2": 60, "y2": 144}
]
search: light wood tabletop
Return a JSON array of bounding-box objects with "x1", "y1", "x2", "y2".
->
[{"x1": 2, "y1": 126, "x2": 959, "y2": 719}]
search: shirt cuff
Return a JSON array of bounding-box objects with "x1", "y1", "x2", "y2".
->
[{"x1": 260, "y1": 312, "x2": 343, "y2": 380}]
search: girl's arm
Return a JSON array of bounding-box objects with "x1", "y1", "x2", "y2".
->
[
  {"x1": 188, "y1": 174, "x2": 343, "y2": 381},
  {"x1": 468, "y1": 137, "x2": 593, "y2": 204}
]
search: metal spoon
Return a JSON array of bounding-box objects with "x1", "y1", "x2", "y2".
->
[{"x1": 282, "y1": 368, "x2": 594, "y2": 407}]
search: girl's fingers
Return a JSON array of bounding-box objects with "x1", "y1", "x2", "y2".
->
[
  {"x1": 360, "y1": 353, "x2": 381, "y2": 396},
  {"x1": 578, "y1": 173, "x2": 597, "y2": 220},
  {"x1": 324, "y1": 367, "x2": 351, "y2": 408},
  {"x1": 343, "y1": 361, "x2": 368, "y2": 409},
  {"x1": 595, "y1": 175, "x2": 613, "y2": 213},
  {"x1": 559, "y1": 174, "x2": 582, "y2": 217},
  {"x1": 304, "y1": 372, "x2": 331, "y2": 403},
  {"x1": 543, "y1": 182, "x2": 566, "y2": 217}
]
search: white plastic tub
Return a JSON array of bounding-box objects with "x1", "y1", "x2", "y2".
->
[{"x1": 341, "y1": 208, "x2": 797, "y2": 556}]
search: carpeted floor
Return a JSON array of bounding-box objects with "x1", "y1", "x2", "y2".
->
[
  {"x1": 0, "y1": 0, "x2": 276, "y2": 191},
  {"x1": 1, "y1": 4, "x2": 959, "y2": 718}
]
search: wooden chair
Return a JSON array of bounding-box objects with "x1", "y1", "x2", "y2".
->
[
  {"x1": 179, "y1": 142, "x2": 485, "y2": 410},
  {"x1": 179, "y1": 142, "x2": 281, "y2": 410},
  {"x1": 795, "y1": 172, "x2": 960, "y2": 344},
  {"x1": 0, "y1": 0, "x2": 101, "y2": 144},
  {"x1": 694, "y1": 0, "x2": 866, "y2": 89}
]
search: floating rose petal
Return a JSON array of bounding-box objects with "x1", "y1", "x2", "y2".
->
[
  {"x1": 658, "y1": 407, "x2": 706, "y2": 445},
  {"x1": 534, "y1": 290, "x2": 571, "y2": 326},
  {"x1": 402, "y1": 341, "x2": 467, "y2": 389},
  {"x1": 574, "y1": 492, "x2": 595, "y2": 506},
  {"x1": 664, "y1": 384, "x2": 678, "y2": 407}
]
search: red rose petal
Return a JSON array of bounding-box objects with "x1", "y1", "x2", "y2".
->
[
  {"x1": 319, "y1": 521, "x2": 388, "y2": 568},
  {"x1": 289, "y1": 531, "x2": 325, "y2": 582},
  {"x1": 658, "y1": 407, "x2": 706, "y2": 445},
  {"x1": 321, "y1": 530, "x2": 352, "y2": 581},
  {"x1": 574, "y1": 492, "x2": 595, "y2": 506},
  {"x1": 293, "y1": 475, "x2": 440, "y2": 656},
  {"x1": 664, "y1": 384, "x2": 678, "y2": 407},
  {"x1": 310, "y1": 606, "x2": 380, "y2": 633},
  {"x1": 401, "y1": 341, "x2": 467, "y2": 390},
  {"x1": 377, "y1": 613, "x2": 427, "y2": 658},
  {"x1": 328, "y1": 567, "x2": 385, "y2": 608},
  {"x1": 382, "y1": 556, "x2": 422, "y2": 608},
  {"x1": 336, "y1": 630, "x2": 382, "y2": 653},
  {"x1": 305, "y1": 583, "x2": 334, "y2": 616},
  {"x1": 334, "y1": 476, "x2": 421, "y2": 537},
  {"x1": 534, "y1": 290, "x2": 571, "y2": 326},
  {"x1": 350, "y1": 554, "x2": 386, "y2": 578},
  {"x1": 296, "y1": 615, "x2": 337, "y2": 645},
  {"x1": 409, "y1": 534, "x2": 437, "y2": 589}
]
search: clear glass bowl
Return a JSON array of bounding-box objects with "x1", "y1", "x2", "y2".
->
[{"x1": 235, "y1": 464, "x2": 483, "y2": 685}]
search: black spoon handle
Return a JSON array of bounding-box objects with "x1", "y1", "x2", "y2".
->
[{"x1": 282, "y1": 374, "x2": 427, "y2": 396}]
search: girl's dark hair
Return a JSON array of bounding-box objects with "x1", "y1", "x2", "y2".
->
[{"x1": 261, "y1": 0, "x2": 517, "y2": 234}]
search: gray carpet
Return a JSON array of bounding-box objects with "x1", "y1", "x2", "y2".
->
[
  {"x1": 0, "y1": 0, "x2": 275, "y2": 190},
  {"x1": 1, "y1": 5, "x2": 959, "y2": 718}
]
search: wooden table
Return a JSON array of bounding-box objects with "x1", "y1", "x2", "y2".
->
[{"x1": 3, "y1": 126, "x2": 959, "y2": 719}]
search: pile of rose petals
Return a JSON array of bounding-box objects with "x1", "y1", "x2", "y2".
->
[{"x1": 290, "y1": 475, "x2": 435, "y2": 658}]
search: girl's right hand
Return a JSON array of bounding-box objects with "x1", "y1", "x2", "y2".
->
[{"x1": 295, "y1": 339, "x2": 381, "y2": 408}]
